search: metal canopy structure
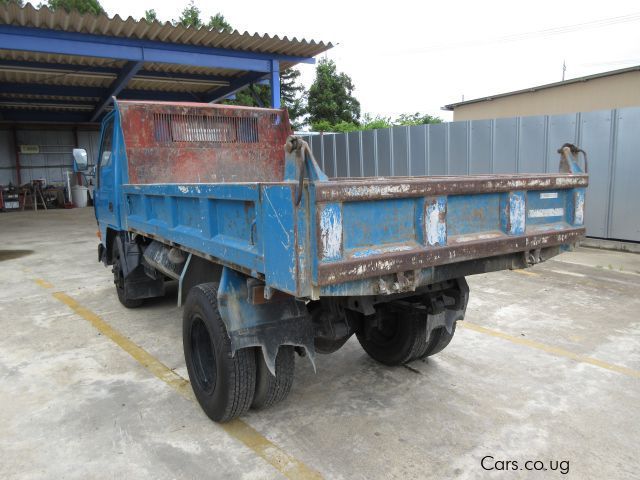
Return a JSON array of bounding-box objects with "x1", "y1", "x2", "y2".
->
[{"x1": 0, "y1": 3, "x2": 332, "y2": 124}]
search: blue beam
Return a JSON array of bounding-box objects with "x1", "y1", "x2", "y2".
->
[
  {"x1": 0, "y1": 58, "x2": 233, "y2": 84},
  {"x1": 106, "y1": 89, "x2": 204, "y2": 102},
  {"x1": 1, "y1": 82, "x2": 104, "y2": 98},
  {"x1": 0, "y1": 98, "x2": 96, "y2": 106},
  {"x1": 0, "y1": 25, "x2": 316, "y2": 72},
  {"x1": 90, "y1": 61, "x2": 143, "y2": 122},
  {"x1": 0, "y1": 110, "x2": 94, "y2": 123},
  {"x1": 270, "y1": 60, "x2": 281, "y2": 109},
  {"x1": 204, "y1": 72, "x2": 267, "y2": 103},
  {"x1": 0, "y1": 82, "x2": 205, "y2": 102}
]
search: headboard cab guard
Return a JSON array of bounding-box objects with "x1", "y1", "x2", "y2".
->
[{"x1": 116, "y1": 100, "x2": 292, "y2": 184}]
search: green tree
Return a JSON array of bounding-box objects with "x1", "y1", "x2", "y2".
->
[
  {"x1": 227, "y1": 84, "x2": 270, "y2": 109},
  {"x1": 307, "y1": 57, "x2": 360, "y2": 126},
  {"x1": 1, "y1": 0, "x2": 24, "y2": 7},
  {"x1": 362, "y1": 114, "x2": 392, "y2": 130},
  {"x1": 394, "y1": 112, "x2": 442, "y2": 125},
  {"x1": 280, "y1": 68, "x2": 305, "y2": 130},
  {"x1": 46, "y1": 0, "x2": 105, "y2": 15},
  {"x1": 207, "y1": 18, "x2": 305, "y2": 125},
  {"x1": 310, "y1": 120, "x2": 360, "y2": 133},
  {"x1": 177, "y1": 0, "x2": 202, "y2": 27},
  {"x1": 208, "y1": 12, "x2": 232, "y2": 32},
  {"x1": 176, "y1": 1, "x2": 231, "y2": 31},
  {"x1": 144, "y1": 9, "x2": 157, "y2": 22},
  {"x1": 225, "y1": 70, "x2": 305, "y2": 129},
  {"x1": 311, "y1": 114, "x2": 395, "y2": 133},
  {"x1": 309, "y1": 120, "x2": 333, "y2": 132}
]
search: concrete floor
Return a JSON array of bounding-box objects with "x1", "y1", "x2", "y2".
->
[{"x1": 1, "y1": 207, "x2": 639, "y2": 479}]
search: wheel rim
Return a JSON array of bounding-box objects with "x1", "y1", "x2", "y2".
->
[
  {"x1": 190, "y1": 315, "x2": 217, "y2": 394},
  {"x1": 368, "y1": 310, "x2": 401, "y2": 346}
]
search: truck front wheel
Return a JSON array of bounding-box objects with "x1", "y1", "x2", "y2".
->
[
  {"x1": 112, "y1": 243, "x2": 143, "y2": 309},
  {"x1": 183, "y1": 283, "x2": 256, "y2": 422}
]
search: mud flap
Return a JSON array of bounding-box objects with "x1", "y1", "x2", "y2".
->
[
  {"x1": 426, "y1": 277, "x2": 469, "y2": 336},
  {"x1": 216, "y1": 266, "x2": 315, "y2": 375},
  {"x1": 114, "y1": 235, "x2": 164, "y2": 300}
]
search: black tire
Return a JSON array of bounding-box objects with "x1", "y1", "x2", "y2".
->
[
  {"x1": 251, "y1": 346, "x2": 295, "y2": 410},
  {"x1": 314, "y1": 335, "x2": 352, "y2": 354},
  {"x1": 421, "y1": 323, "x2": 456, "y2": 358},
  {"x1": 355, "y1": 306, "x2": 427, "y2": 366},
  {"x1": 183, "y1": 283, "x2": 256, "y2": 422},
  {"x1": 112, "y1": 243, "x2": 143, "y2": 309}
]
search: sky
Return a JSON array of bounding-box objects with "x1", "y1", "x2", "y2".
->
[{"x1": 100, "y1": 0, "x2": 640, "y2": 121}]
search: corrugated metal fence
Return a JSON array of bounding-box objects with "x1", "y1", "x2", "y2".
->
[{"x1": 305, "y1": 107, "x2": 640, "y2": 242}]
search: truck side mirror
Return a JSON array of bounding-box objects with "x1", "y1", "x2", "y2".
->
[{"x1": 73, "y1": 148, "x2": 88, "y2": 172}]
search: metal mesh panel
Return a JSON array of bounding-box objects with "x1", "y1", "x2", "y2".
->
[{"x1": 153, "y1": 113, "x2": 259, "y2": 143}]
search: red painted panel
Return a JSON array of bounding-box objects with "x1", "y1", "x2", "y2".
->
[{"x1": 117, "y1": 101, "x2": 291, "y2": 184}]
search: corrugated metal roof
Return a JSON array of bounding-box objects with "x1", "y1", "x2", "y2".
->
[
  {"x1": 0, "y1": 3, "x2": 331, "y2": 122},
  {"x1": 0, "y1": 3, "x2": 332, "y2": 59},
  {"x1": 0, "y1": 50, "x2": 234, "y2": 92},
  {"x1": 443, "y1": 64, "x2": 640, "y2": 110},
  {"x1": 0, "y1": 61, "x2": 115, "y2": 87}
]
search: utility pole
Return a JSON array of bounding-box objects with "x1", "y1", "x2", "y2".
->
[{"x1": 562, "y1": 60, "x2": 567, "y2": 81}]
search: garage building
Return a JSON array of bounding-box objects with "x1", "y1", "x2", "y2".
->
[
  {"x1": 0, "y1": 3, "x2": 330, "y2": 206},
  {"x1": 444, "y1": 65, "x2": 640, "y2": 121}
]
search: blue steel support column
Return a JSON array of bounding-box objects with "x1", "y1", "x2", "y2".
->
[
  {"x1": 270, "y1": 60, "x2": 280, "y2": 109},
  {"x1": 90, "y1": 61, "x2": 143, "y2": 122}
]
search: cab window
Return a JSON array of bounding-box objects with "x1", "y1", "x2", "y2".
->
[{"x1": 97, "y1": 119, "x2": 114, "y2": 186}]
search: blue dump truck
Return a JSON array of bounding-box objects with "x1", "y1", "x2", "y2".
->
[{"x1": 73, "y1": 100, "x2": 588, "y2": 422}]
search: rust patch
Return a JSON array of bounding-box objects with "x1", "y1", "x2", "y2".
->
[
  {"x1": 315, "y1": 174, "x2": 588, "y2": 203},
  {"x1": 117, "y1": 101, "x2": 292, "y2": 184},
  {"x1": 316, "y1": 228, "x2": 585, "y2": 286}
]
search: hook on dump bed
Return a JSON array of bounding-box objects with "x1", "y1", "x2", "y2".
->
[
  {"x1": 558, "y1": 143, "x2": 588, "y2": 174},
  {"x1": 284, "y1": 135, "x2": 329, "y2": 205}
]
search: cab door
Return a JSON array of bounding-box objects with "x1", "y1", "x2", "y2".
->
[{"x1": 94, "y1": 113, "x2": 117, "y2": 235}]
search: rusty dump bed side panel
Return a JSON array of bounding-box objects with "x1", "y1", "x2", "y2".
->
[
  {"x1": 117, "y1": 100, "x2": 291, "y2": 184},
  {"x1": 314, "y1": 174, "x2": 588, "y2": 201}
]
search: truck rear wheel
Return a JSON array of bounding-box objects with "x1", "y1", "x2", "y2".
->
[
  {"x1": 112, "y1": 243, "x2": 143, "y2": 309},
  {"x1": 183, "y1": 283, "x2": 256, "y2": 422},
  {"x1": 355, "y1": 305, "x2": 427, "y2": 366},
  {"x1": 420, "y1": 323, "x2": 456, "y2": 358},
  {"x1": 251, "y1": 346, "x2": 295, "y2": 410}
]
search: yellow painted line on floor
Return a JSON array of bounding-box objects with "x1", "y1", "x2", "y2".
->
[
  {"x1": 460, "y1": 321, "x2": 640, "y2": 379},
  {"x1": 512, "y1": 269, "x2": 539, "y2": 276},
  {"x1": 36, "y1": 287, "x2": 321, "y2": 480},
  {"x1": 52, "y1": 291, "x2": 193, "y2": 397},
  {"x1": 34, "y1": 278, "x2": 54, "y2": 289}
]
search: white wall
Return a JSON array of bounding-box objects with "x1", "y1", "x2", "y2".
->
[{"x1": 0, "y1": 128, "x2": 100, "y2": 187}]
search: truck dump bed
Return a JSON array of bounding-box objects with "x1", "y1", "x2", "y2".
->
[{"x1": 113, "y1": 101, "x2": 588, "y2": 299}]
